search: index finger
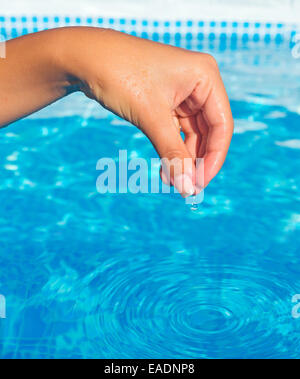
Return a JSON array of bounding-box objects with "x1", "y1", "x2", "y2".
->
[{"x1": 198, "y1": 70, "x2": 234, "y2": 187}]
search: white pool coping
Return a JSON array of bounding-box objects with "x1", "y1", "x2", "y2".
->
[{"x1": 1, "y1": 0, "x2": 300, "y2": 24}]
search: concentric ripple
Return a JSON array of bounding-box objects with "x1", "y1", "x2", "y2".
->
[{"x1": 67, "y1": 256, "x2": 300, "y2": 359}]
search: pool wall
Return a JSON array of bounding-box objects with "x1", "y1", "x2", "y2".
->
[{"x1": 1, "y1": 0, "x2": 300, "y2": 41}]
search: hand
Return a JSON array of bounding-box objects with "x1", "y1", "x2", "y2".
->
[
  {"x1": 0, "y1": 27, "x2": 234, "y2": 198},
  {"x1": 62, "y1": 28, "x2": 234, "y2": 197}
]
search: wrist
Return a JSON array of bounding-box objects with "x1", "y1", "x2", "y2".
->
[
  {"x1": 47, "y1": 27, "x2": 84, "y2": 95},
  {"x1": 56, "y1": 27, "x2": 111, "y2": 98}
]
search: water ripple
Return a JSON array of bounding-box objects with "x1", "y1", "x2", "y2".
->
[{"x1": 51, "y1": 258, "x2": 299, "y2": 359}]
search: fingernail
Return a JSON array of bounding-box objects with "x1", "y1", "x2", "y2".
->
[{"x1": 174, "y1": 174, "x2": 195, "y2": 198}]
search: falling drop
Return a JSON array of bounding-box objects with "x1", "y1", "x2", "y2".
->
[{"x1": 190, "y1": 196, "x2": 198, "y2": 211}]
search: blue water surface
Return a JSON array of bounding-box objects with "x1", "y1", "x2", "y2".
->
[{"x1": 0, "y1": 36, "x2": 300, "y2": 359}]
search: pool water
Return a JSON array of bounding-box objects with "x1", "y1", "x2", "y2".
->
[{"x1": 0, "y1": 34, "x2": 300, "y2": 359}]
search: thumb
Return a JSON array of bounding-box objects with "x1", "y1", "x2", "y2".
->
[{"x1": 142, "y1": 112, "x2": 196, "y2": 198}]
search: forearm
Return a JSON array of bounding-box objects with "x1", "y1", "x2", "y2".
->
[
  {"x1": 0, "y1": 28, "x2": 80, "y2": 128},
  {"x1": 0, "y1": 26, "x2": 182, "y2": 128},
  {"x1": 0, "y1": 27, "x2": 233, "y2": 193}
]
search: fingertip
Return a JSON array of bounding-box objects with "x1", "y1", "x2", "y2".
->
[
  {"x1": 174, "y1": 173, "x2": 196, "y2": 198},
  {"x1": 203, "y1": 151, "x2": 225, "y2": 187}
]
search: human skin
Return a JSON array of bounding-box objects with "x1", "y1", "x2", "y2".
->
[{"x1": 0, "y1": 27, "x2": 234, "y2": 197}]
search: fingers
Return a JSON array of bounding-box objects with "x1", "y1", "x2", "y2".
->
[
  {"x1": 192, "y1": 65, "x2": 234, "y2": 187},
  {"x1": 202, "y1": 78, "x2": 233, "y2": 186},
  {"x1": 141, "y1": 111, "x2": 196, "y2": 198},
  {"x1": 180, "y1": 115, "x2": 202, "y2": 160},
  {"x1": 179, "y1": 116, "x2": 203, "y2": 195}
]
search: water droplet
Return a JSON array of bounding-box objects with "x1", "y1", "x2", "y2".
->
[{"x1": 190, "y1": 196, "x2": 198, "y2": 211}]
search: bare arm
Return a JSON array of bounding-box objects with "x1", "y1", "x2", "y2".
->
[
  {"x1": 0, "y1": 29, "x2": 80, "y2": 127},
  {"x1": 0, "y1": 27, "x2": 234, "y2": 196}
]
